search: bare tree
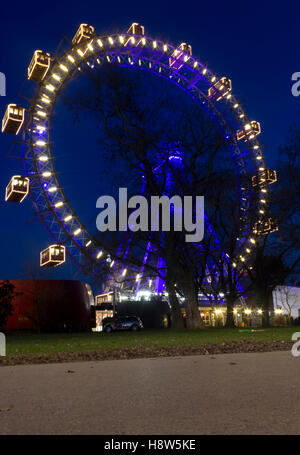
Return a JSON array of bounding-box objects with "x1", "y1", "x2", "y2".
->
[
  {"x1": 64, "y1": 66, "x2": 249, "y2": 329},
  {"x1": 275, "y1": 286, "x2": 300, "y2": 324}
]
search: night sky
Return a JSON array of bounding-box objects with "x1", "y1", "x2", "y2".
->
[{"x1": 0, "y1": 0, "x2": 299, "y2": 290}]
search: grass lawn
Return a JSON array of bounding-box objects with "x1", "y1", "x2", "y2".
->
[{"x1": 4, "y1": 326, "x2": 299, "y2": 357}]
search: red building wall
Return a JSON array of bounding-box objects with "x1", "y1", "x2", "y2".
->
[{"x1": 1, "y1": 280, "x2": 94, "y2": 331}]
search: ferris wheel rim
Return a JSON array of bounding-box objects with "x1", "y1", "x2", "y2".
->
[{"x1": 23, "y1": 27, "x2": 268, "y2": 275}]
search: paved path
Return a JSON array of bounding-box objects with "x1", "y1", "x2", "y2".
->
[{"x1": 0, "y1": 351, "x2": 299, "y2": 434}]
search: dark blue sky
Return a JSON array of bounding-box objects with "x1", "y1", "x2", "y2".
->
[{"x1": 0, "y1": 0, "x2": 299, "y2": 287}]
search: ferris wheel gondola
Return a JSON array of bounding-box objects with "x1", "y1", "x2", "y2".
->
[
  {"x1": 40, "y1": 245, "x2": 66, "y2": 267},
  {"x1": 2, "y1": 104, "x2": 25, "y2": 135},
  {"x1": 28, "y1": 50, "x2": 51, "y2": 82},
  {"x1": 5, "y1": 176, "x2": 29, "y2": 202}
]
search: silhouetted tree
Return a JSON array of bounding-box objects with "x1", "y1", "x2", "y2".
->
[
  {"x1": 64, "y1": 66, "x2": 232, "y2": 329},
  {"x1": 0, "y1": 281, "x2": 17, "y2": 329}
]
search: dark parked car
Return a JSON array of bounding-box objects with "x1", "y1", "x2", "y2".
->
[{"x1": 103, "y1": 316, "x2": 143, "y2": 333}]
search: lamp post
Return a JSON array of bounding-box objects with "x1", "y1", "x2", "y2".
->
[
  {"x1": 106, "y1": 254, "x2": 116, "y2": 317},
  {"x1": 112, "y1": 288, "x2": 116, "y2": 318}
]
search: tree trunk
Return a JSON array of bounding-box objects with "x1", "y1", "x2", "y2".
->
[
  {"x1": 166, "y1": 283, "x2": 185, "y2": 329},
  {"x1": 225, "y1": 297, "x2": 235, "y2": 328},
  {"x1": 261, "y1": 299, "x2": 271, "y2": 327},
  {"x1": 261, "y1": 291, "x2": 272, "y2": 327},
  {"x1": 168, "y1": 262, "x2": 204, "y2": 329},
  {"x1": 182, "y1": 286, "x2": 205, "y2": 330}
]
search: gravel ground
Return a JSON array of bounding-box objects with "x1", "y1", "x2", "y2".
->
[{"x1": 0, "y1": 339, "x2": 293, "y2": 366}]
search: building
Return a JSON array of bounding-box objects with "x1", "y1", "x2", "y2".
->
[
  {"x1": 273, "y1": 285, "x2": 300, "y2": 321},
  {"x1": 2, "y1": 280, "x2": 95, "y2": 331},
  {"x1": 93, "y1": 290, "x2": 170, "y2": 330}
]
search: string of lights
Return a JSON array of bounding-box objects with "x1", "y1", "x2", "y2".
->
[{"x1": 1, "y1": 22, "x2": 278, "y2": 281}]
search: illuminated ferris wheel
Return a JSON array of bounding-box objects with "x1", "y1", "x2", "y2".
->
[{"x1": 2, "y1": 22, "x2": 278, "y2": 283}]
